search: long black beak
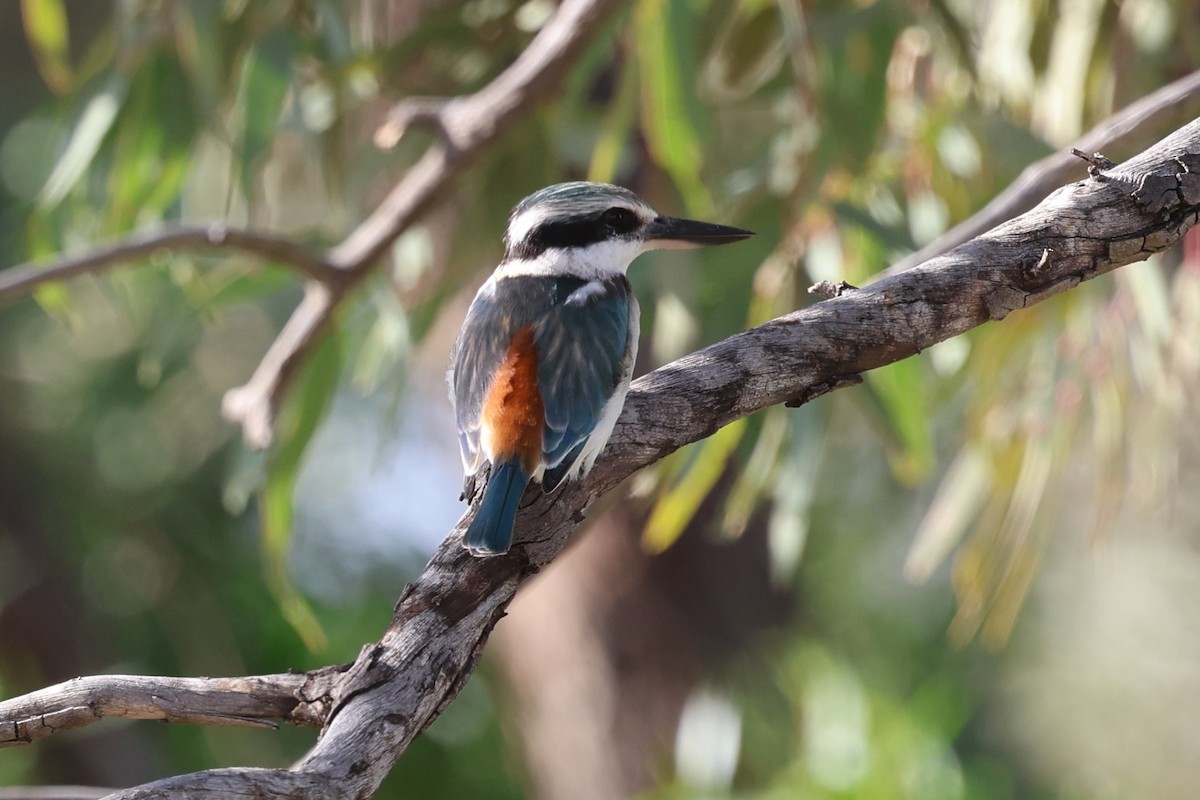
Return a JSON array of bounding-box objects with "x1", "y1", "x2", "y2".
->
[{"x1": 642, "y1": 216, "x2": 755, "y2": 248}]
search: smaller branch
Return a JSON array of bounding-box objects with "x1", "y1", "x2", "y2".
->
[
  {"x1": 222, "y1": 281, "x2": 340, "y2": 449},
  {"x1": 1069, "y1": 147, "x2": 1116, "y2": 175},
  {"x1": 0, "y1": 224, "x2": 337, "y2": 304},
  {"x1": 887, "y1": 68, "x2": 1200, "y2": 275},
  {"x1": 0, "y1": 673, "x2": 321, "y2": 748},
  {"x1": 335, "y1": 0, "x2": 625, "y2": 273}
]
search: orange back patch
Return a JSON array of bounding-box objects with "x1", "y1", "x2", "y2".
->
[{"x1": 482, "y1": 326, "x2": 544, "y2": 470}]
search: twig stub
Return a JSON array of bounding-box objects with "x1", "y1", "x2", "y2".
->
[
  {"x1": 808, "y1": 280, "x2": 858, "y2": 299},
  {"x1": 1071, "y1": 147, "x2": 1117, "y2": 176}
]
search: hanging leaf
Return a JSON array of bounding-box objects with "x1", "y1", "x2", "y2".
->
[
  {"x1": 21, "y1": 0, "x2": 73, "y2": 94},
  {"x1": 860, "y1": 357, "x2": 935, "y2": 486},
  {"x1": 107, "y1": 53, "x2": 198, "y2": 228},
  {"x1": 37, "y1": 75, "x2": 129, "y2": 209},
  {"x1": 643, "y1": 417, "x2": 747, "y2": 553},
  {"x1": 259, "y1": 329, "x2": 343, "y2": 652},
  {"x1": 635, "y1": 0, "x2": 713, "y2": 215},
  {"x1": 588, "y1": 57, "x2": 639, "y2": 183},
  {"x1": 238, "y1": 28, "x2": 297, "y2": 196},
  {"x1": 701, "y1": 0, "x2": 785, "y2": 102},
  {"x1": 904, "y1": 446, "x2": 990, "y2": 584}
]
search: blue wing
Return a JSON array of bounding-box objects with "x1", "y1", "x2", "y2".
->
[
  {"x1": 448, "y1": 274, "x2": 632, "y2": 484},
  {"x1": 534, "y1": 278, "x2": 630, "y2": 478}
]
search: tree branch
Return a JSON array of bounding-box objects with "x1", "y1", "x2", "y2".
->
[
  {"x1": 0, "y1": 224, "x2": 338, "y2": 301},
  {"x1": 0, "y1": 671, "x2": 344, "y2": 748},
  {"x1": 0, "y1": 0, "x2": 627, "y2": 450},
  {"x1": 3, "y1": 114, "x2": 1183, "y2": 799},
  {"x1": 220, "y1": 281, "x2": 340, "y2": 449},
  {"x1": 886, "y1": 68, "x2": 1200, "y2": 274}
]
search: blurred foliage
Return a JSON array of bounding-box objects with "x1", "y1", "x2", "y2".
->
[{"x1": 2, "y1": 0, "x2": 1200, "y2": 796}]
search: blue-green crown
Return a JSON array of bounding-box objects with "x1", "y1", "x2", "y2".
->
[{"x1": 509, "y1": 182, "x2": 648, "y2": 220}]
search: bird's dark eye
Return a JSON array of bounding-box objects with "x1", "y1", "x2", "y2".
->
[{"x1": 602, "y1": 207, "x2": 636, "y2": 232}]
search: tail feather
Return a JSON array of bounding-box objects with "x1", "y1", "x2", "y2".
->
[{"x1": 463, "y1": 460, "x2": 530, "y2": 555}]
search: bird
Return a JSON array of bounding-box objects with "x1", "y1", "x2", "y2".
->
[{"x1": 448, "y1": 182, "x2": 754, "y2": 556}]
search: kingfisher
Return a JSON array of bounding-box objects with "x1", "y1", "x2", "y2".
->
[{"x1": 448, "y1": 182, "x2": 753, "y2": 556}]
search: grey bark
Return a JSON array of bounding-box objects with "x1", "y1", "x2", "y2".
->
[{"x1": 0, "y1": 674, "x2": 326, "y2": 746}]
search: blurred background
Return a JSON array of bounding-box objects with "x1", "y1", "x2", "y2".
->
[{"x1": 2, "y1": 0, "x2": 1200, "y2": 797}]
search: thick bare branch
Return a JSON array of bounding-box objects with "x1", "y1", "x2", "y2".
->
[
  {"x1": 0, "y1": 224, "x2": 337, "y2": 303},
  {"x1": 886, "y1": 69, "x2": 1200, "y2": 274},
  {"x1": 0, "y1": 672, "x2": 333, "y2": 748},
  {"x1": 40, "y1": 115, "x2": 1194, "y2": 799}
]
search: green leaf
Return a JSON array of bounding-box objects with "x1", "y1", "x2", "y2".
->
[
  {"x1": 172, "y1": 0, "x2": 224, "y2": 120},
  {"x1": 37, "y1": 75, "x2": 129, "y2": 209},
  {"x1": 350, "y1": 293, "x2": 411, "y2": 395},
  {"x1": 702, "y1": 0, "x2": 785, "y2": 102},
  {"x1": 238, "y1": 28, "x2": 296, "y2": 196},
  {"x1": 861, "y1": 357, "x2": 934, "y2": 485},
  {"x1": 768, "y1": 402, "x2": 826, "y2": 583},
  {"x1": 21, "y1": 0, "x2": 73, "y2": 93},
  {"x1": 259, "y1": 330, "x2": 342, "y2": 652},
  {"x1": 635, "y1": 0, "x2": 713, "y2": 215},
  {"x1": 643, "y1": 417, "x2": 747, "y2": 553},
  {"x1": 904, "y1": 446, "x2": 990, "y2": 583},
  {"x1": 31, "y1": 282, "x2": 70, "y2": 317},
  {"x1": 107, "y1": 54, "x2": 198, "y2": 227},
  {"x1": 587, "y1": 57, "x2": 639, "y2": 184},
  {"x1": 722, "y1": 407, "x2": 786, "y2": 537},
  {"x1": 202, "y1": 263, "x2": 299, "y2": 309}
]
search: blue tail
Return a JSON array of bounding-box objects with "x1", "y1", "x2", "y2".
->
[{"x1": 463, "y1": 459, "x2": 530, "y2": 555}]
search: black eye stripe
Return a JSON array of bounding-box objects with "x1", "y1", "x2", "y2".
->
[{"x1": 504, "y1": 208, "x2": 641, "y2": 261}]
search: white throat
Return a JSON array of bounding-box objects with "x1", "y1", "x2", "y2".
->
[{"x1": 495, "y1": 237, "x2": 648, "y2": 280}]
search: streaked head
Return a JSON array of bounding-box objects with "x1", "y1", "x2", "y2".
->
[{"x1": 500, "y1": 182, "x2": 753, "y2": 277}]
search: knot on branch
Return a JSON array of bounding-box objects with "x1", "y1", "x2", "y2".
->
[{"x1": 1022, "y1": 248, "x2": 1055, "y2": 284}]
